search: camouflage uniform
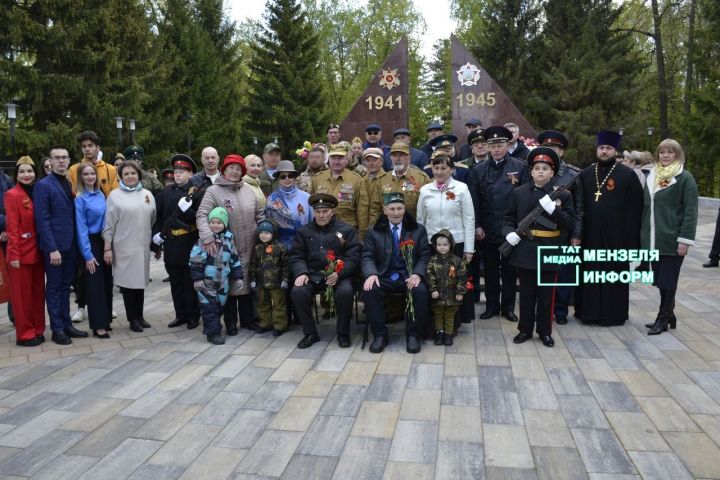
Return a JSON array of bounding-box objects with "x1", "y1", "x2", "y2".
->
[
  {"x1": 297, "y1": 165, "x2": 326, "y2": 193},
  {"x1": 427, "y1": 229, "x2": 468, "y2": 334},
  {"x1": 142, "y1": 169, "x2": 165, "y2": 195},
  {"x1": 348, "y1": 157, "x2": 368, "y2": 177},
  {"x1": 368, "y1": 167, "x2": 429, "y2": 226},
  {"x1": 249, "y1": 238, "x2": 289, "y2": 331},
  {"x1": 311, "y1": 169, "x2": 369, "y2": 237}
]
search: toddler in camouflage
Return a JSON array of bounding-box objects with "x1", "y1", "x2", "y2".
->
[
  {"x1": 249, "y1": 220, "x2": 289, "y2": 336},
  {"x1": 427, "y1": 229, "x2": 467, "y2": 346}
]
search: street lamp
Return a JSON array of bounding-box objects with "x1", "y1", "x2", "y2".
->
[
  {"x1": 618, "y1": 127, "x2": 624, "y2": 136},
  {"x1": 5, "y1": 103, "x2": 17, "y2": 162},
  {"x1": 129, "y1": 118, "x2": 136, "y2": 144},
  {"x1": 273, "y1": 136, "x2": 279, "y2": 145},
  {"x1": 253, "y1": 136, "x2": 258, "y2": 153},
  {"x1": 114, "y1": 116, "x2": 124, "y2": 147},
  {"x1": 647, "y1": 126, "x2": 654, "y2": 150}
]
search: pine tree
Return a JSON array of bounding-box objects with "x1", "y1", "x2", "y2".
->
[
  {"x1": 418, "y1": 39, "x2": 451, "y2": 125},
  {"x1": 245, "y1": 0, "x2": 328, "y2": 157}
]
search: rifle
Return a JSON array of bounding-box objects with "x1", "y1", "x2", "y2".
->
[
  {"x1": 161, "y1": 185, "x2": 205, "y2": 238},
  {"x1": 498, "y1": 174, "x2": 580, "y2": 257}
]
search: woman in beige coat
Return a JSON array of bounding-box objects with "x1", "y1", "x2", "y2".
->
[
  {"x1": 103, "y1": 160, "x2": 156, "y2": 332},
  {"x1": 197, "y1": 154, "x2": 264, "y2": 335},
  {"x1": 243, "y1": 154, "x2": 267, "y2": 210}
]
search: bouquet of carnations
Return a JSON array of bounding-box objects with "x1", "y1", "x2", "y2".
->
[
  {"x1": 399, "y1": 239, "x2": 416, "y2": 321},
  {"x1": 323, "y1": 250, "x2": 345, "y2": 317}
]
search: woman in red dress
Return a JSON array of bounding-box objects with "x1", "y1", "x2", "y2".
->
[{"x1": 5, "y1": 156, "x2": 45, "y2": 346}]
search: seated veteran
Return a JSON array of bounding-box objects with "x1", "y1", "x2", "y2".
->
[
  {"x1": 290, "y1": 193, "x2": 362, "y2": 349},
  {"x1": 362, "y1": 192, "x2": 432, "y2": 354}
]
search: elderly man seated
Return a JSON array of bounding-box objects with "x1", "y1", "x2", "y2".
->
[
  {"x1": 362, "y1": 192, "x2": 432, "y2": 354},
  {"x1": 290, "y1": 193, "x2": 362, "y2": 349}
]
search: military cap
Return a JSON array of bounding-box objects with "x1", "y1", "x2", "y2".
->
[
  {"x1": 429, "y1": 134, "x2": 458, "y2": 149},
  {"x1": 309, "y1": 193, "x2": 338, "y2": 209},
  {"x1": 596, "y1": 130, "x2": 622, "y2": 150},
  {"x1": 383, "y1": 192, "x2": 405, "y2": 205},
  {"x1": 483, "y1": 126, "x2": 513, "y2": 144},
  {"x1": 263, "y1": 142, "x2": 281, "y2": 154},
  {"x1": 123, "y1": 145, "x2": 145, "y2": 160},
  {"x1": 393, "y1": 128, "x2": 411, "y2": 137},
  {"x1": 527, "y1": 147, "x2": 560, "y2": 175},
  {"x1": 538, "y1": 130, "x2": 568, "y2": 149},
  {"x1": 16, "y1": 155, "x2": 35, "y2": 166},
  {"x1": 363, "y1": 147, "x2": 384, "y2": 159},
  {"x1": 365, "y1": 123, "x2": 382, "y2": 132},
  {"x1": 467, "y1": 129, "x2": 486, "y2": 145},
  {"x1": 390, "y1": 142, "x2": 410, "y2": 155},
  {"x1": 328, "y1": 144, "x2": 348, "y2": 157},
  {"x1": 161, "y1": 167, "x2": 174, "y2": 180},
  {"x1": 465, "y1": 119, "x2": 482, "y2": 127},
  {"x1": 426, "y1": 121, "x2": 443, "y2": 132},
  {"x1": 170, "y1": 153, "x2": 197, "y2": 173}
]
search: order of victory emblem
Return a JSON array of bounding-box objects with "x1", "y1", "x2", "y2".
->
[
  {"x1": 456, "y1": 62, "x2": 481, "y2": 86},
  {"x1": 379, "y1": 68, "x2": 400, "y2": 90}
]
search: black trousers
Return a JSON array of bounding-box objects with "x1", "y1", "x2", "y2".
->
[
  {"x1": 292, "y1": 278, "x2": 353, "y2": 337},
  {"x1": 200, "y1": 299, "x2": 223, "y2": 335},
  {"x1": 709, "y1": 207, "x2": 720, "y2": 261},
  {"x1": 83, "y1": 234, "x2": 112, "y2": 330},
  {"x1": 364, "y1": 275, "x2": 429, "y2": 338},
  {"x1": 120, "y1": 287, "x2": 144, "y2": 324},
  {"x1": 518, "y1": 268, "x2": 556, "y2": 337},
  {"x1": 224, "y1": 293, "x2": 254, "y2": 329},
  {"x1": 482, "y1": 241, "x2": 517, "y2": 314},
  {"x1": 73, "y1": 256, "x2": 86, "y2": 308},
  {"x1": 165, "y1": 264, "x2": 200, "y2": 323}
]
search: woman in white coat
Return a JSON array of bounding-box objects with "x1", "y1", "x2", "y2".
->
[
  {"x1": 103, "y1": 160, "x2": 156, "y2": 333},
  {"x1": 417, "y1": 153, "x2": 476, "y2": 327}
]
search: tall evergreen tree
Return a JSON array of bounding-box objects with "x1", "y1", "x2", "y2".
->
[
  {"x1": 245, "y1": 0, "x2": 328, "y2": 157},
  {"x1": 418, "y1": 39, "x2": 451, "y2": 125}
]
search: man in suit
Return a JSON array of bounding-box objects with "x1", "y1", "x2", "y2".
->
[{"x1": 34, "y1": 146, "x2": 88, "y2": 345}]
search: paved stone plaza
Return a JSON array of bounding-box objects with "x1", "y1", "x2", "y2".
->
[{"x1": 0, "y1": 206, "x2": 719, "y2": 479}]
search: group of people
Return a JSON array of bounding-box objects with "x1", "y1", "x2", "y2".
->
[{"x1": 0, "y1": 120, "x2": 699, "y2": 354}]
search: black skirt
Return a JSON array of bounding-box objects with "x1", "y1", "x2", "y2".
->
[{"x1": 650, "y1": 255, "x2": 684, "y2": 290}]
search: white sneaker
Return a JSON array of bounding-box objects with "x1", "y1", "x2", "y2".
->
[
  {"x1": 112, "y1": 310, "x2": 118, "y2": 319},
  {"x1": 71, "y1": 308, "x2": 85, "y2": 323}
]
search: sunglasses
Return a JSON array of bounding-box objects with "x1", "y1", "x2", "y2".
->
[
  {"x1": 367, "y1": 130, "x2": 380, "y2": 135},
  {"x1": 278, "y1": 174, "x2": 295, "y2": 180}
]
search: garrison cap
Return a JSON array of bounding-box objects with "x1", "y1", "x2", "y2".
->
[
  {"x1": 527, "y1": 147, "x2": 560, "y2": 175},
  {"x1": 383, "y1": 192, "x2": 405, "y2": 205},
  {"x1": 483, "y1": 126, "x2": 513, "y2": 144},
  {"x1": 309, "y1": 193, "x2": 338, "y2": 209},
  {"x1": 170, "y1": 154, "x2": 197, "y2": 173},
  {"x1": 538, "y1": 130, "x2": 569, "y2": 149}
]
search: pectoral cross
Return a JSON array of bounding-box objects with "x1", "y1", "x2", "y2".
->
[{"x1": 594, "y1": 191, "x2": 602, "y2": 202}]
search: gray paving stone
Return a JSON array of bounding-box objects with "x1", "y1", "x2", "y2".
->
[
  {"x1": 565, "y1": 339, "x2": 604, "y2": 359},
  {"x1": 407, "y1": 363, "x2": 444, "y2": 390},
  {"x1": 571, "y1": 428, "x2": 636, "y2": 475},
  {"x1": 0, "y1": 409, "x2": 76, "y2": 448},
  {"x1": 441, "y1": 376, "x2": 480, "y2": 406},
  {"x1": 223, "y1": 367, "x2": 275, "y2": 394},
  {"x1": 388, "y1": 420, "x2": 438, "y2": 464},
  {"x1": 280, "y1": 454, "x2": 337, "y2": 480},
  {"x1": 102, "y1": 359, "x2": 156, "y2": 384},
  {"x1": 601, "y1": 349, "x2": 643, "y2": 370},
  {"x1": 532, "y1": 446, "x2": 589, "y2": 480},
  {"x1": 314, "y1": 349, "x2": 353, "y2": 372},
  {"x1": 319, "y1": 385, "x2": 367, "y2": 416},
  {"x1": 297, "y1": 415, "x2": 355, "y2": 457},
  {"x1": 77, "y1": 438, "x2": 163, "y2": 480},
  {"x1": 0, "y1": 365, "x2": 64, "y2": 391},
  {"x1": 688, "y1": 371, "x2": 720, "y2": 404},
  {"x1": 145, "y1": 351, "x2": 198, "y2": 375},
  {"x1": 516, "y1": 380, "x2": 559, "y2": 411},
  {"x1": 236, "y1": 430, "x2": 304, "y2": 477},
  {"x1": 46, "y1": 368, "x2": 110, "y2": 394},
  {"x1": 480, "y1": 391, "x2": 524, "y2": 425},
  {"x1": 0, "y1": 429, "x2": 84, "y2": 477},
  {"x1": 148, "y1": 423, "x2": 221, "y2": 467},
  {"x1": 212, "y1": 409, "x2": 275, "y2": 449},
  {"x1": 244, "y1": 381, "x2": 297, "y2": 412},
  {"x1": 435, "y1": 440, "x2": 485, "y2": 479},
  {"x1": 365, "y1": 374, "x2": 407, "y2": 402},
  {"x1": 588, "y1": 381, "x2": 641, "y2": 412},
  {"x1": 30, "y1": 454, "x2": 98, "y2": 480},
  {"x1": 476, "y1": 328, "x2": 506, "y2": 346},
  {"x1": 191, "y1": 391, "x2": 251, "y2": 425},
  {"x1": 119, "y1": 386, "x2": 182, "y2": 419},
  {"x1": 485, "y1": 466, "x2": 538, "y2": 480},
  {"x1": 479, "y1": 366, "x2": 517, "y2": 392},
  {"x1": 332, "y1": 436, "x2": 391, "y2": 480},
  {"x1": 132, "y1": 403, "x2": 201, "y2": 441},
  {"x1": 127, "y1": 464, "x2": 186, "y2": 480},
  {"x1": 173, "y1": 375, "x2": 230, "y2": 405},
  {"x1": 60, "y1": 381, "x2": 119, "y2": 412},
  {"x1": 209, "y1": 355, "x2": 255, "y2": 378},
  {"x1": 547, "y1": 368, "x2": 592, "y2": 395},
  {"x1": 627, "y1": 451, "x2": 693, "y2": 480},
  {"x1": 191, "y1": 344, "x2": 237, "y2": 366},
  {"x1": 108, "y1": 372, "x2": 170, "y2": 400},
  {"x1": 558, "y1": 395, "x2": 610, "y2": 429},
  {"x1": 68, "y1": 415, "x2": 145, "y2": 457},
  {"x1": 0, "y1": 392, "x2": 69, "y2": 425}
]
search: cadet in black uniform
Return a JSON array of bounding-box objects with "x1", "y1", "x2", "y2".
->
[
  {"x1": 152, "y1": 154, "x2": 205, "y2": 330},
  {"x1": 502, "y1": 147, "x2": 576, "y2": 347},
  {"x1": 537, "y1": 130, "x2": 582, "y2": 324}
]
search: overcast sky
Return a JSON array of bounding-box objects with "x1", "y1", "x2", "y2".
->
[{"x1": 225, "y1": 0, "x2": 456, "y2": 59}]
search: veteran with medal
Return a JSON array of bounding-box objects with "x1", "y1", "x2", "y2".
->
[{"x1": 575, "y1": 130, "x2": 643, "y2": 326}]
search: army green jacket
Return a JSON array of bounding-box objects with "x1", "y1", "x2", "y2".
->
[
  {"x1": 249, "y1": 240, "x2": 289, "y2": 288},
  {"x1": 427, "y1": 252, "x2": 468, "y2": 306}
]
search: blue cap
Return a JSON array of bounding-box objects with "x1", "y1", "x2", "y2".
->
[
  {"x1": 426, "y1": 122, "x2": 443, "y2": 132},
  {"x1": 393, "y1": 128, "x2": 411, "y2": 137},
  {"x1": 429, "y1": 134, "x2": 458, "y2": 148},
  {"x1": 596, "y1": 130, "x2": 621, "y2": 150},
  {"x1": 365, "y1": 123, "x2": 382, "y2": 132},
  {"x1": 465, "y1": 119, "x2": 482, "y2": 127}
]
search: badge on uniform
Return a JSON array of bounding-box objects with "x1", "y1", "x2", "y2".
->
[
  {"x1": 607, "y1": 178, "x2": 616, "y2": 191},
  {"x1": 382, "y1": 184, "x2": 392, "y2": 193},
  {"x1": 507, "y1": 172, "x2": 519, "y2": 185}
]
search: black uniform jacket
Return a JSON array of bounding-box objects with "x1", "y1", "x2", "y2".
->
[
  {"x1": 469, "y1": 154, "x2": 529, "y2": 244},
  {"x1": 554, "y1": 160, "x2": 583, "y2": 241},
  {"x1": 289, "y1": 217, "x2": 362, "y2": 283},
  {"x1": 152, "y1": 182, "x2": 205, "y2": 266},
  {"x1": 361, "y1": 213, "x2": 432, "y2": 279},
  {"x1": 502, "y1": 180, "x2": 576, "y2": 271}
]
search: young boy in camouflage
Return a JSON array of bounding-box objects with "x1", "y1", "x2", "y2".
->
[
  {"x1": 249, "y1": 220, "x2": 289, "y2": 336},
  {"x1": 427, "y1": 229, "x2": 467, "y2": 346},
  {"x1": 189, "y1": 207, "x2": 243, "y2": 345}
]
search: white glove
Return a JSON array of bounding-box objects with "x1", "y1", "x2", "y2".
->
[
  {"x1": 539, "y1": 194, "x2": 556, "y2": 214},
  {"x1": 178, "y1": 196, "x2": 193, "y2": 212},
  {"x1": 505, "y1": 232, "x2": 521, "y2": 246},
  {"x1": 152, "y1": 232, "x2": 165, "y2": 246}
]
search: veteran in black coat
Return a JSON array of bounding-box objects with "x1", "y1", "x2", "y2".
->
[{"x1": 290, "y1": 193, "x2": 362, "y2": 349}]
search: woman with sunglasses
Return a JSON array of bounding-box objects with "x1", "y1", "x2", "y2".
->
[{"x1": 265, "y1": 160, "x2": 312, "y2": 249}]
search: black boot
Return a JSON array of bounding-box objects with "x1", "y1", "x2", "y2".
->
[
  {"x1": 664, "y1": 288, "x2": 678, "y2": 329},
  {"x1": 648, "y1": 313, "x2": 670, "y2": 335},
  {"x1": 646, "y1": 289, "x2": 666, "y2": 328}
]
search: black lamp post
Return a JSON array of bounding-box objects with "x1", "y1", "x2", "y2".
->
[
  {"x1": 253, "y1": 136, "x2": 258, "y2": 154},
  {"x1": 647, "y1": 126, "x2": 654, "y2": 150},
  {"x1": 6, "y1": 102, "x2": 17, "y2": 162},
  {"x1": 129, "y1": 118, "x2": 136, "y2": 144},
  {"x1": 114, "y1": 116, "x2": 124, "y2": 147}
]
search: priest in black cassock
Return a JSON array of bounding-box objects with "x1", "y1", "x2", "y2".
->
[{"x1": 575, "y1": 131, "x2": 643, "y2": 326}]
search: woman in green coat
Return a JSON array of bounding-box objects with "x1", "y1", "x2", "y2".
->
[{"x1": 640, "y1": 139, "x2": 698, "y2": 335}]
